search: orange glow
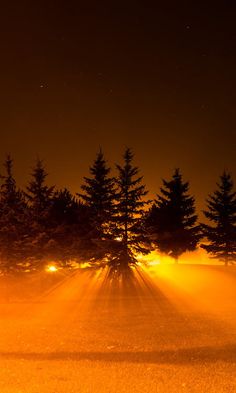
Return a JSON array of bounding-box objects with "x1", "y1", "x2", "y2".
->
[
  {"x1": 137, "y1": 251, "x2": 172, "y2": 266},
  {"x1": 137, "y1": 248, "x2": 223, "y2": 268},
  {"x1": 78, "y1": 262, "x2": 91, "y2": 269},
  {"x1": 46, "y1": 265, "x2": 58, "y2": 272}
]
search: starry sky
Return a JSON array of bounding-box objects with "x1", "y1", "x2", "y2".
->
[{"x1": 0, "y1": 1, "x2": 236, "y2": 213}]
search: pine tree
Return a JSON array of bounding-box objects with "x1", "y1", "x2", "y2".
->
[
  {"x1": 24, "y1": 159, "x2": 55, "y2": 269},
  {"x1": 0, "y1": 155, "x2": 28, "y2": 273},
  {"x1": 78, "y1": 149, "x2": 116, "y2": 261},
  {"x1": 114, "y1": 148, "x2": 150, "y2": 267},
  {"x1": 147, "y1": 169, "x2": 200, "y2": 263},
  {"x1": 201, "y1": 172, "x2": 236, "y2": 265}
]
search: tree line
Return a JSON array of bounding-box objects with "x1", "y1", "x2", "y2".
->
[{"x1": 0, "y1": 148, "x2": 235, "y2": 274}]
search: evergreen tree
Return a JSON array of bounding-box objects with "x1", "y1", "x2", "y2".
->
[
  {"x1": 50, "y1": 188, "x2": 78, "y2": 226},
  {"x1": 201, "y1": 172, "x2": 236, "y2": 265},
  {"x1": 24, "y1": 159, "x2": 55, "y2": 269},
  {"x1": 147, "y1": 169, "x2": 200, "y2": 263},
  {"x1": 71, "y1": 200, "x2": 100, "y2": 263},
  {"x1": 114, "y1": 148, "x2": 150, "y2": 267},
  {"x1": 0, "y1": 155, "x2": 28, "y2": 273},
  {"x1": 78, "y1": 149, "x2": 116, "y2": 261},
  {"x1": 26, "y1": 159, "x2": 54, "y2": 221},
  {"x1": 48, "y1": 188, "x2": 80, "y2": 264}
]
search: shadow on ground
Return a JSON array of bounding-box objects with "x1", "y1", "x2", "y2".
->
[
  {"x1": 1, "y1": 344, "x2": 236, "y2": 364},
  {"x1": 92, "y1": 265, "x2": 179, "y2": 315}
]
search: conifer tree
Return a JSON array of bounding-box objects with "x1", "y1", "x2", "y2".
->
[
  {"x1": 24, "y1": 159, "x2": 55, "y2": 269},
  {"x1": 71, "y1": 201, "x2": 100, "y2": 263},
  {"x1": 201, "y1": 172, "x2": 236, "y2": 265},
  {"x1": 114, "y1": 148, "x2": 150, "y2": 267},
  {"x1": 50, "y1": 188, "x2": 78, "y2": 226},
  {"x1": 0, "y1": 155, "x2": 27, "y2": 273},
  {"x1": 78, "y1": 149, "x2": 116, "y2": 261},
  {"x1": 147, "y1": 169, "x2": 200, "y2": 263},
  {"x1": 48, "y1": 188, "x2": 80, "y2": 263},
  {"x1": 26, "y1": 159, "x2": 54, "y2": 221}
]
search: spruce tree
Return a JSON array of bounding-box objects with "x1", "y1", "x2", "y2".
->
[
  {"x1": 0, "y1": 155, "x2": 28, "y2": 273},
  {"x1": 78, "y1": 149, "x2": 116, "y2": 261},
  {"x1": 24, "y1": 159, "x2": 55, "y2": 269},
  {"x1": 201, "y1": 172, "x2": 236, "y2": 265},
  {"x1": 72, "y1": 201, "x2": 100, "y2": 263},
  {"x1": 26, "y1": 159, "x2": 54, "y2": 221},
  {"x1": 114, "y1": 148, "x2": 150, "y2": 267},
  {"x1": 147, "y1": 169, "x2": 200, "y2": 263}
]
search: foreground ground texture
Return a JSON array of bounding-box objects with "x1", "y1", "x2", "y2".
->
[{"x1": 1, "y1": 264, "x2": 236, "y2": 393}]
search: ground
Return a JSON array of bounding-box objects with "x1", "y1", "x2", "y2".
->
[{"x1": 1, "y1": 264, "x2": 236, "y2": 392}]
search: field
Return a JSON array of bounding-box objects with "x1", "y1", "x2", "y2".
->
[{"x1": 1, "y1": 264, "x2": 236, "y2": 392}]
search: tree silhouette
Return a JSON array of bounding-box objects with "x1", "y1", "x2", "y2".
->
[
  {"x1": 47, "y1": 188, "x2": 80, "y2": 264},
  {"x1": 201, "y1": 171, "x2": 236, "y2": 265},
  {"x1": 0, "y1": 155, "x2": 28, "y2": 273},
  {"x1": 1, "y1": 152, "x2": 235, "y2": 274},
  {"x1": 147, "y1": 169, "x2": 200, "y2": 263},
  {"x1": 50, "y1": 188, "x2": 78, "y2": 226},
  {"x1": 71, "y1": 201, "x2": 100, "y2": 263},
  {"x1": 114, "y1": 148, "x2": 150, "y2": 267},
  {"x1": 24, "y1": 159, "x2": 55, "y2": 270},
  {"x1": 78, "y1": 149, "x2": 116, "y2": 261},
  {"x1": 26, "y1": 159, "x2": 55, "y2": 220}
]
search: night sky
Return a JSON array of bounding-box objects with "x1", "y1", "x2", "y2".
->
[{"x1": 1, "y1": 1, "x2": 236, "y2": 212}]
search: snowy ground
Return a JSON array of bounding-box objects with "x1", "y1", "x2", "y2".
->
[{"x1": 1, "y1": 264, "x2": 236, "y2": 392}]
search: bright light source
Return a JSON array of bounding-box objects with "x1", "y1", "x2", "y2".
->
[
  {"x1": 79, "y1": 262, "x2": 91, "y2": 269},
  {"x1": 46, "y1": 265, "x2": 58, "y2": 272},
  {"x1": 115, "y1": 237, "x2": 122, "y2": 242}
]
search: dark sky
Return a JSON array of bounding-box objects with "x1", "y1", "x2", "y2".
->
[{"x1": 1, "y1": 1, "x2": 236, "y2": 213}]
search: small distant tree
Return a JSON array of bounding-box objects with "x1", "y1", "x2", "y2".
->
[
  {"x1": 201, "y1": 172, "x2": 236, "y2": 265},
  {"x1": 48, "y1": 188, "x2": 80, "y2": 264},
  {"x1": 0, "y1": 155, "x2": 28, "y2": 273},
  {"x1": 147, "y1": 169, "x2": 201, "y2": 263},
  {"x1": 24, "y1": 159, "x2": 55, "y2": 270},
  {"x1": 114, "y1": 148, "x2": 150, "y2": 267},
  {"x1": 50, "y1": 188, "x2": 78, "y2": 226},
  {"x1": 78, "y1": 149, "x2": 116, "y2": 261}
]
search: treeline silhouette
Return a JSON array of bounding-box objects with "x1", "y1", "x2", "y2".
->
[{"x1": 0, "y1": 148, "x2": 235, "y2": 274}]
